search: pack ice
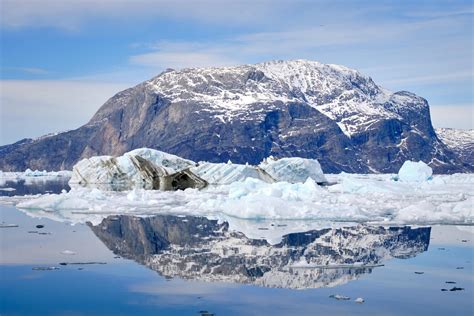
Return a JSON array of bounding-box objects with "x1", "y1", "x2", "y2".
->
[
  {"x1": 68, "y1": 148, "x2": 327, "y2": 189},
  {"x1": 1, "y1": 149, "x2": 472, "y2": 229}
]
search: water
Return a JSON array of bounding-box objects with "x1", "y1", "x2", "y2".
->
[{"x1": 0, "y1": 181, "x2": 473, "y2": 315}]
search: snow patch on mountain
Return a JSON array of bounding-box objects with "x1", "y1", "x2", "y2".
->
[
  {"x1": 146, "y1": 59, "x2": 422, "y2": 137},
  {"x1": 435, "y1": 128, "x2": 474, "y2": 162}
]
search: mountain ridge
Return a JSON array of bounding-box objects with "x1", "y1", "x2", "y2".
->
[{"x1": 0, "y1": 59, "x2": 471, "y2": 173}]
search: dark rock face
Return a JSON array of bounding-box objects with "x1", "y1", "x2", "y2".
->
[
  {"x1": 88, "y1": 214, "x2": 431, "y2": 289},
  {"x1": 0, "y1": 60, "x2": 470, "y2": 173}
]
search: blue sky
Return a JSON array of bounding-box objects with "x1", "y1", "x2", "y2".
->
[{"x1": 0, "y1": 0, "x2": 472, "y2": 144}]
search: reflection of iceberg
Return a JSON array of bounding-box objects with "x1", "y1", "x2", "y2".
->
[{"x1": 88, "y1": 215, "x2": 431, "y2": 289}]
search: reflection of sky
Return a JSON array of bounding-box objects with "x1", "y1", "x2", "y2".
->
[{"x1": 1, "y1": 205, "x2": 473, "y2": 315}]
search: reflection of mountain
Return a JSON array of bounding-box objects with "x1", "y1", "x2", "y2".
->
[{"x1": 88, "y1": 215, "x2": 430, "y2": 289}]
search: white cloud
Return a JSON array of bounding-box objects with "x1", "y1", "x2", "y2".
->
[
  {"x1": 130, "y1": 51, "x2": 241, "y2": 69},
  {"x1": 381, "y1": 70, "x2": 473, "y2": 86},
  {"x1": 0, "y1": 0, "x2": 297, "y2": 29},
  {"x1": 0, "y1": 80, "x2": 129, "y2": 145},
  {"x1": 430, "y1": 104, "x2": 473, "y2": 130},
  {"x1": 5, "y1": 67, "x2": 50, "y2": 75}
]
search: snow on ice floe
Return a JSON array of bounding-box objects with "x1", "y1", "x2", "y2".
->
[
  {"x1": 0, "y1": 169, "x2": 71, "y2": 186},
  {"x1": 259, "y1": 156, "x2": 327, "y2": 184},
  {"x1": 6, "y1": 172, "x2": 473, "y2": 231},
  {"x1": 69, "y1": 148, "x2": 196, "y2": 189},
  {"x1": 68, "y1": 148, "x2": 327, "y2": 189},
  {"x1": 1, "y1": 152, "x2": 472, "y2": 240},
  {"x1": 191, "y1": 162, "x2": 275, "y2": 184},
  {"x1": 397, "y1": 160, "x2": 433, "y2": 182}
]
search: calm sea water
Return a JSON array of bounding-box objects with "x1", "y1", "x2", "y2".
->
[{"x1": 0, "y1": 181, "x2": 472, "y2": 316}]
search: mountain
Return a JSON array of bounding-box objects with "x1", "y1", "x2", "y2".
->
[
  {"x1": 435, "y1": 128, "x2": 473, "y2": 167},
  {"x1": 0, "y1": 60, "x2": 470, "y2": 173},
  {"x1": 89, "y1": 214, "x2": 431, "y2": 289}
]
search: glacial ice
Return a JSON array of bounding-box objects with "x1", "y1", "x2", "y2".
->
[
  {"x1": 397, "y1": 160, "x2": 433, "y2": 182},
  {"x1": 191, "y1": 163, "x2": 275, "y2": 184},
  {"x1": 68, "y1": 148, "x2": 327, "y2": 189},
  {"x1": 0, "y1": 169, "x2": 71, "y2": 186},
  {"x1": 6, "y1": 172, "x2": 473, "y2": 230},
  {"x1": 1, "y1": 154, "x2": 472, "y2": 243},
  {"x1": 69, "y1": 148, "x2": 196, "y2": 189},
  {"x1": 259, "y1": 156, "x2": 327, "y2": 183}
]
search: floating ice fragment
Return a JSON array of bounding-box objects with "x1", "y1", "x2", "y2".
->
[
  {"x1": 60, "y1": 250, "x2": 76, "y2": 255},
  {"x1": 398, "y1": 161, "x2": 432, "y2": 182},
  {"x1": 259, "y1": 157, "x2": 327, "y2": 183},
  {"x1": 330, "y1": 294, "x2": 350, "y2": 300},
  {"x1": 354, "y1": 297, "x2": 365, "y2": 303}
]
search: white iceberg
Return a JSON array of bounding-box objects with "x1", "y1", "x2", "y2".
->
[
  {"x1": 69, "y1": 148, "x2": 199, "y2": 190},
  {"x1": 259, "y1": 157, "x2": 327, "y2": 184},
  {"x1": 10, "y1": 172, "x2": 473, "y2": 228},
  {"x1": 68, "y1": 149, "x2": 329, "y2": 190},
  {"x1": 398, "y1": 160, "x2": 433, "y2": 182},
  {"x1": 191, "y1": 163, "x2": 275, "y2": 185},
  {"x1": 0, "y1": 169, "x2": 72, "y2": 186}
]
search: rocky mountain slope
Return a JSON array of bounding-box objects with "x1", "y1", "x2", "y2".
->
[
  {"x1": 435, "y1": 128, "x2": 473, "y2": 166},
  {"x1": 0, "y1": 60, "x2": 470, "y2": 173},
  {"x1": 89, "y1": 214, "x2": 431, "y2": 289}
]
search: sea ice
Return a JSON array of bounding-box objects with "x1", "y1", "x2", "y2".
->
[
  {"x1": 69, "y1": 148, "x2": 327, "y2": 189},
  {"x1": 0, "y1": 170, "x2": 71, "y2": 186},
  {"x1": 259, "y1": 156, "x2": 327, "y2": 183},
  {"x1": 191, "y1": 163, "x2": 274, "y2": 184},
  {"x1": 69, "y1": 148, "x2": 196, "y2": 189}
]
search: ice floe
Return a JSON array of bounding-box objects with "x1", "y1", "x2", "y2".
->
[
  {"x1": 0, "y1": 170, "x2": 71, "y2": 186},
  {"x1": 4, "y1": 172, "x2": 472, "y2": 230},
  {"x1": 68, "y1": 148, "x2": 326, "y2": 190},
  {"x1": 1, "y1": 152, "x2": 472, "y2": 241},
  {"x1": 259, "y1": 156, "x2": 327, "y2": 184}
]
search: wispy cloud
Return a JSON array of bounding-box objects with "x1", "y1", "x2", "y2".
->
[
  {"x1": 383, "y1": 71, "x2": 473, "y2": 86},
  {"x1": 4, "y1": 67, "x2": 50, "y2": 75},
  {"x1": 128, "y1": 13, "x2": 472, "y2": 89},
  {"x1": 130, "y1": 43, "x2": 242, "y2": 69},
  {"x1": 0, "y1": 79, "x2": 128, "y2": 145},
  {"x1": 430, "y1": 104, "x2": 473, "y2": 130},
  {"x1": 0, "y1": 0, "x2": 302, "y2": 29}
]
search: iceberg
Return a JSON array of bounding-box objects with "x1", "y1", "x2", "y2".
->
[
  {"x1": 0, "y1": 169, "x2": 71, "y2": 186},
  {"x1": 191, "y1": 163, "x2": 275, "y2": 184},
  {"x1": 69, "y1": 148, "x2": 328, "y2": 190},
  {"x1": 69, "y1": 148, "x2": 202, "y2": 190},
  {"x1": 259, "y1": 156, "x2": 327, "y2": 184},
  {"x1": 4, "y1": 149, "x2": 472, "y2": 229},
  {"x1": 9, "y1": 172, "x2": 473, "y2": 227},
  {"x1": 398, "y1": 160, "x2": 433, "y2": 182}
]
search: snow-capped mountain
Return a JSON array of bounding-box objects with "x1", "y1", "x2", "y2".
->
[
  {"x1": 0, "y1": 60, "x2": 469, "y2": 173},
  {"x1": 89, "y1": 214, "x2": 431, "y2": 289},
  {"x1": 435, "y1": 128, "x2": 473, "y2": 166}
]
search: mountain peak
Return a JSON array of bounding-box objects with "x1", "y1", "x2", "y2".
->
[
  {"x1": 0, "y1": 59, "x2": 469, "y2": 174},
  {"x1": 145, "y1": 59, "x2": 400, "y2": 136}
]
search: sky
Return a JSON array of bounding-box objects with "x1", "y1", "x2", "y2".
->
[{"x1": 0, "y1": 0, "x2": 472, "y2": 145}]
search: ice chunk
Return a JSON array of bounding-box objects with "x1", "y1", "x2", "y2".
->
[
  {"x1": 24, "y1": 169, "x2": 49, "y2": 177},
  {"x1": 8, "y1": 172, "x2": 473, "y2": 229},
  {"x1": 330, "y1": 294, "x2": 350, "y2": 300},
  {"x1": 191, "y1": 163, "x2": 275, "y2": 185},
  {"x1": 69, "y1": 148, "x2": 198, "y2": 190},
  {"x1": 60, "y1": 250, "x2": 76, "y2": 255},
  {"x1": 123, "y1": 148, "x2": 195, "y2": 172},
  {"x1": 398, "y1": 161, "x2": 433, "y2": 182},
  {"x1": 259, "y1": 157, "x2": 327, "y2": 184}
]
